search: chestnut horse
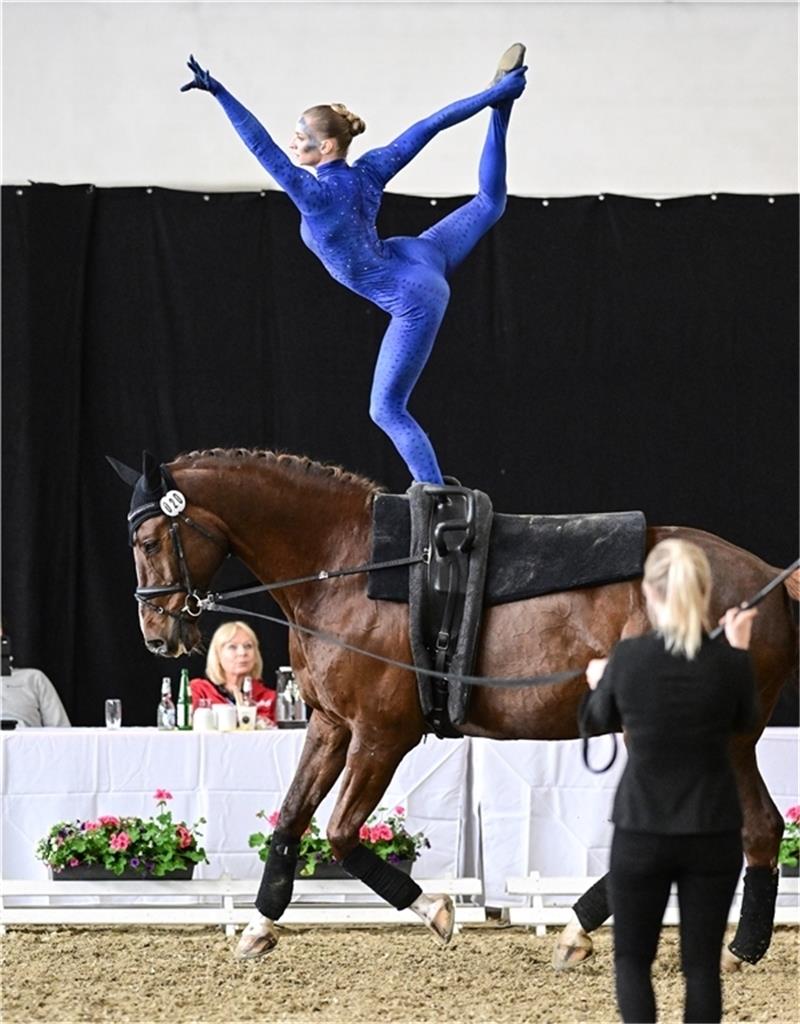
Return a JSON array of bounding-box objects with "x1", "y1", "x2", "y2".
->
[{"x1": 117, "y1": 448, "x2": 797, "y2": 963}]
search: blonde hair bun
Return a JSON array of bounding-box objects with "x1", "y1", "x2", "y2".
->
[{"x1": 330, "y1": 103, "x2": 366, "y2": 138}]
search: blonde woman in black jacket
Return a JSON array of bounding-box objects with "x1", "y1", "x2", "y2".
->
[{"x1": 580, "y1": 538, "x2": 758, "y2": 1024}]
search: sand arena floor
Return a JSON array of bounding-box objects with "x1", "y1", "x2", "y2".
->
[{"x1": 2, "y1": 923, "x2": 798, "y2": 1023}]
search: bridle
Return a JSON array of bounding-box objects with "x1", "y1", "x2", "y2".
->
[{"x1": 133, "y1": 511, "x2": 229, "y2": 624}]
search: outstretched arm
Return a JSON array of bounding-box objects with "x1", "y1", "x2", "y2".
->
[
  {"x1": 356, "y1": 68, "x2": 526, "y2": 186},
  {"x1": 180, "y1": 56, "x2": 325, "y2": 213}
]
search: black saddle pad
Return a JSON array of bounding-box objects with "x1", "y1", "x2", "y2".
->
[{"x1": 368, "y1": 494, "x2": 646, "y2": 606}]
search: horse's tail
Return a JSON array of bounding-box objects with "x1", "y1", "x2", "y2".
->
[{"x1": 783, "y1": 567, "x2": 800, "y2": 602}]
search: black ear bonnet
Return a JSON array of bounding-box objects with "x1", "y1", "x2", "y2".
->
[{"x1": 106, "y1": 452, "x2": 186, "y2": 544}]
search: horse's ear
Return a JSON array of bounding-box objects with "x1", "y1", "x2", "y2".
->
[
  {"x1": 106, "y1": 455, "x2": 140, "y2": 488},
  {"x1": 142, "y1": 450, "x2": 162, "y2": 492}
]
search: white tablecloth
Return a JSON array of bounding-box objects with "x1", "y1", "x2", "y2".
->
[
  {"x1": 2, "y1": 727, "x2": 796, "y2": 904},
  {"x1": 0, "y1": 728, "x2": 469, "y2": 882}
]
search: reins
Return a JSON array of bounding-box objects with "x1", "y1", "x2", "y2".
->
[
  {"x1": 208, "y1": 553, "x2": 427, "y2": 603},
  {"x1": 201, "y1": 593, "x2": 585, "y2": 691},
  {"x1": 134, "y1": 509, "x2": 586, "y2": 690}
]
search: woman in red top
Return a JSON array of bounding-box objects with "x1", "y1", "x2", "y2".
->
[{"x1": 191, "y1": 620, "x2": 276, "y2": 724}]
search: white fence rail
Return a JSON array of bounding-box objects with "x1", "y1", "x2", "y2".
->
[
  {"x1": 0, "y1": 877, "x2": 484, "y2": 934},
  {"x1": 505, "y1": 873, "x2": 800, "y2": 935}
]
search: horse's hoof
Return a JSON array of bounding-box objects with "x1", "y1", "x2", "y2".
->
[
  {"x1": 720, "y1": 946, "x2": 744, "y2": 973},
  {"x1": 552, "y1": 923, "x2": 594, "y2": 971},
  {"x1": 234, "y1": 913, "x2": 279, "y2": 961},
  {"x1": 414, "y1": 893, "x2": 455, "y2": 945},
  {"x1": 429, "y1": 894, "x2": 455, "y2": 944}
]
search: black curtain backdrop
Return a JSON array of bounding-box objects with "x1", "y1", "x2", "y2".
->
[{"x1": 3, "y1": 184, "x2": 798, "y2": 726}]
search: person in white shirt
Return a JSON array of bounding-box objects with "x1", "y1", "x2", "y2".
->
[{"x1": 2, "y1": 666, "x2": 71, "y2": 727}]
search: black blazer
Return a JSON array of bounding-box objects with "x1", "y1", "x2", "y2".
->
[{"x1": 579, "y1": 632, "x2": 759, "y2": 834}]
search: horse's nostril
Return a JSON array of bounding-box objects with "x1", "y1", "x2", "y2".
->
[{"x1": 145, "y1": 637, "x2": 168, "y2": 654}]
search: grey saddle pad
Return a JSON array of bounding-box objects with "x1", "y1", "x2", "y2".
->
[{"x1": 367, "y1": 495, "x2": 646, "y2": 605}]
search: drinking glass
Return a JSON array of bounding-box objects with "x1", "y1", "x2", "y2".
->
[{"x1": 104, "y1": 698, "x2": 122, "y2": 729}]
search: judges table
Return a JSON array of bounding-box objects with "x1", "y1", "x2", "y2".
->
[{"x1": 2, "y1": 727, "x2": 797, "y2": 905}]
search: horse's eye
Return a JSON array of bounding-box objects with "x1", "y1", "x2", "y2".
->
[{"x1": 141, "y1": 539, "x2": 160, "y2": 556}]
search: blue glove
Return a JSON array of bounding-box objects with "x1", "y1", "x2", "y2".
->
[
  {"x1": 180, "y1": 54, "x2": 218, "y2": 95},
  {"x1": 489, "y1": 66, "x2": 528, "y2": 104}
]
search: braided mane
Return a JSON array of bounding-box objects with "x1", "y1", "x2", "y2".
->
[{"x1": 171, "y1": 448, "x2": 383, "y2": 502}]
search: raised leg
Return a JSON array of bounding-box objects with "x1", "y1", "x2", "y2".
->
[
  {"x1": 421, "y1": 102, "x2": 513, "y2": 275},
  {"x1": 327, "y1": 729, "x2": 455, "y2": 943},
  {"x1": 235, "y1": 712, "x2": 350, "y2": 960}
]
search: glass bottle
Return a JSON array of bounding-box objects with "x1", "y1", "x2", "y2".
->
[
  {"x1": 157, "y1": 677, "x2": 176, "y2": 730},
  {"x1": 237, "y1": 676, "x2": 256, "y2": 731},
  {"x1": 177, "y1": 667, "x2": 192, "y2": 730}
]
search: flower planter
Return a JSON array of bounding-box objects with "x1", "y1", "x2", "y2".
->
[
  {"x1": 779, "y1": 862, "x2": 799, "y2": 878},
  {"x1": 52, "y1": 864, "x2": 195, "y2": 881},
  {"x1": 295, "y1": 859, "x2": 413, "y2": 880}
]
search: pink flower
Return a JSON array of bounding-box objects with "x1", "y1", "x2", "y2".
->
[
  {"x1": 786, "y1": 805, "x2": 800, "y2": 823},
  {"x1": 83, "y1": 821, "x2": 100, "y2": 831},
  {"x1": 68, "y1": 858, "x2": 80, "y2": 867},
  {"x1": 394, "y1": 806, "x2": 405, "y2": 816},
  {"x1": 267, "y1": 811, "x2": 280, "y2": 828},
  {"x1": 359, "y1": 824, "x2": 370, "y2": 841},
  {"x1": 98, "y1": 816, "x2": 120, "y2": 827},
  {"x1": 153, "y1": 789, "x2": 173, "y2": 801},
  {"x1": 109, "y1": 831, "x2": 131, "y2": 851},
  {"x1": 176, "y1": 825, "x2": 193, "y2": 849},
  {"x1": 369, "y1": 823, "x2": 393, "y2": 843}
]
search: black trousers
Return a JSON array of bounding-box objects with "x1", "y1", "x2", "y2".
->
[{"x1": 609, "y1": 828, "x2": 742, "y2": 1024}]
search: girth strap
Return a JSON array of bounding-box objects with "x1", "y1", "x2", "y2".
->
[{"x1": 407, "y1": 482, "x2": 493, "y2": 738}]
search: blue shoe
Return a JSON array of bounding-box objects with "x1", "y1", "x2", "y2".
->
[{"x1": 491, "y1": 43, "x2": 526, "y2": 85}]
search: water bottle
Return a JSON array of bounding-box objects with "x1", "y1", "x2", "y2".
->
[
  {"x1": 237, "y1": 676, "x2": 256, "y2": 731},
  {"x1": 157, "y1": 677, "x2": 176, "y2": 730},
  {"x1": 177, "y1": 668, "x2": 192, "y2": 730}
]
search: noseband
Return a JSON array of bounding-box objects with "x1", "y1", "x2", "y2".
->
[{"x1": 134, "y1": 513, "x2": 228, "y2": 624}]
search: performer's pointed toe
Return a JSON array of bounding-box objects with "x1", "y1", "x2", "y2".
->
[{"x1": 492, "y1": 43, "x2": 527, "y2": 85}]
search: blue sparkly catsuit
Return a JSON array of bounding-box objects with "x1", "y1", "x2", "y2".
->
[{"x1": 208, "y1": 73, "x2": 523, "y2": 483}]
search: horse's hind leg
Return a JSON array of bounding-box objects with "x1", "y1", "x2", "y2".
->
[
  {"x1": 326, "y1": 731, "x2": 456, "y2": 944},
  {"x1": 552, "y1": 876, "x2": 608, "y2": 970},
  {"x1": 721, "y1": 746, "x2": 783, "y2": 972},
  {"x1": 235, "y1": 712, "x2": 350, "y2": 960}
]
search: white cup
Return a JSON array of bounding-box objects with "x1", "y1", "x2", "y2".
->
[
  {"x1": 192, "y1": 707, "x2": 216, "y2": 732},
  {"x1": 214, "y1": 705, "x2": 238, "y2": 732}
]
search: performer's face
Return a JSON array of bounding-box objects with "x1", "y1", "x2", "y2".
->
[{"x1": 289, "y1": 117, "x2": 323, "y2": 165}]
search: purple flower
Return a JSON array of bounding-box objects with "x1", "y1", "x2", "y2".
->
[
  {"x1": 130, "y1": 857, "x2": 140, "y2": 868},
  {"x1": 387, "y1": 853, "x2": 401, "y2": 864}
]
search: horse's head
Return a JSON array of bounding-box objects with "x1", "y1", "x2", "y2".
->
[{"x1": 108, "y1": 451, "x2": 229, "y2": 657}]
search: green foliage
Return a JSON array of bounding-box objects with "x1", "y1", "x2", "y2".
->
[
  {"x1": 35, "y1": 792, "x2": 208, "y2": 877},
  {"x1": 778, "y1": 805, "x2": 800, "y2": 868},
  {"x1": 249, "y1": 805, "x2": 430, "y2": 876}
]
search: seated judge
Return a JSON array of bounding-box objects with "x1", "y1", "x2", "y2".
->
[
  {"x1": 191, "y1": 621, "x2": 276, "y2": 723},
  {"x1": 1, "y1": 631, "x2": 71, "y2": 727}
]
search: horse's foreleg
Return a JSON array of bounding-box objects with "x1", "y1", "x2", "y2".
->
[
  {"x1": 325, "y1": 733, "x2": 455, "y2": 945},
  {"x1": 722, "y1": 747, "x2": 783, "y2": 972},
  {"x1": 235, "y1": 713, "x2": 350, "y2": 961}
]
